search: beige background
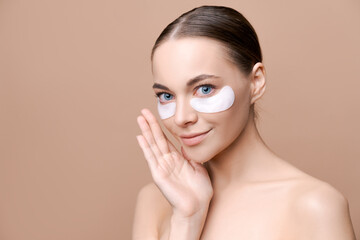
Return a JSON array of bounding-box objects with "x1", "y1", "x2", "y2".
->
[{"x1": 0, "y1": 0, "x2": 359, "y2": 239}]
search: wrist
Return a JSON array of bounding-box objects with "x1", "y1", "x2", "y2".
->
[
  {"x1": 172, "y1": 197, "x2": 212, "y2": 219},
  {"x1": 169, "y1": 207, "x2": 209, "y2": 240}
]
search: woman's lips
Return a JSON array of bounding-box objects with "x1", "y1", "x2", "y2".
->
[{"x1": 180, "y1": 129, "x2": 211, "y2": 146}]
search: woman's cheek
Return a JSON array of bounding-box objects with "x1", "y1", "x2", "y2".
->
[{"x1": 162, "y1": 120, "x2": 179, "y2": 142}]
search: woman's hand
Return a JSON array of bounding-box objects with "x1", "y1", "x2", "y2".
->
[{"x1": 136, "y1": 109, "x2": 213, "y2": 218}]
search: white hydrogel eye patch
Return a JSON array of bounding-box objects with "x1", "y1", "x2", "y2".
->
[
  {"x1": 190, "y1": 85, "x2": 235, "y2": 113},
  {"x1": 157, "y1": 99, "x2": 176, "y2": 119}
]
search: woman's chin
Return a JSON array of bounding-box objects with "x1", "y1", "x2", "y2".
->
[{"x1": 181, "y1": 145, "x2": 214, "y2": 164}]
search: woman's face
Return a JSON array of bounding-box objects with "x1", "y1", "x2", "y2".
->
[{"x1": 152, "y1": 37, "x2": 252, "y2": 163}]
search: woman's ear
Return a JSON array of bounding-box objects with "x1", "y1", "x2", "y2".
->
[{"x1": 250, "y1": 62, "x2": 266, "y2": 104}]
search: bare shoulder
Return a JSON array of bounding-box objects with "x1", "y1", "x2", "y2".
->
[
  {"x1": 132, "y1": 182, "x2": 171, "y2": 240},
  {"x1": 290, "y1": 175, "x2": 356, "y2": 239},
  {"x1": 293, "y1": 176, "x2": 350, "y2": 220}
]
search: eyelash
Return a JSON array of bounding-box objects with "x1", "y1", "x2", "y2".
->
[
  {"x1": 195, "y1": 84, "x2": 216, "y2": 97},
  {"x1": 155, "y1": 84, "x2": 217, "y2": 101}
]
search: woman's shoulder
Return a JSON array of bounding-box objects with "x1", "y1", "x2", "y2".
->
[
  {"x1": 291, "y1": 174, "x2": 349, "y2": 216},
  {"x1": 287, "y1": 174, "x2": 355, "y2": 238},
  {"x1": 273, "y1": 157, "x2": 349, "y2": 205},
  {"x1": 286, "y1": 170, "x2": 346, "y2": 200},
  {"x1": 132, "y1": 182, "x2": 171, "y2": 240}
]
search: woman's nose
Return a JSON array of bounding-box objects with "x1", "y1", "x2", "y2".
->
[{"x1": 174, "y1": 99, "x2": 198, "y2": 127}]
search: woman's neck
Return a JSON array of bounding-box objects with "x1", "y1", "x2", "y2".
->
[{"x1": 205, "y1": 112, "x2": 280, "y2": 193}]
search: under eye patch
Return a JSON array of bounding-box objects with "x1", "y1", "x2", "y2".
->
[
  {"x1": 157, "y1": 85, "x2": 235, "y2": 119},
  {"x1": 190, "y1": 85, "x2": 235, "y2": 113},
  {"x1": 157, "y1": 99, "x2": 176, "y2": 119}
]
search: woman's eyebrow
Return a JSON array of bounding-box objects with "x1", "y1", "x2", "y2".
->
[
  {"x1": 187, "y1": 74, "x2": 219, "y2": 87},
  {"x1": 152, "y1": 83, "x2": 169, "y2": 90},
  {"x1": 152, "y1": 74, "x2": 219, "y2": 90}
]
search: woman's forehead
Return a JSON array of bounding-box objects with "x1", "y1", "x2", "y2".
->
[{"x1": 152, "y1": 38, "x2": 239, "y2": 86}]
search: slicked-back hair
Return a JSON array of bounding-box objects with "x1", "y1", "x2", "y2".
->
[{"x1": 151, "y1": 5, "x2": 262, "y2": 76}]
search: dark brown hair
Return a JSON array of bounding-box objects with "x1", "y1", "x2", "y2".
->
[{"x1": 151, "y1": 5, "x2": 263, "y2": 119}]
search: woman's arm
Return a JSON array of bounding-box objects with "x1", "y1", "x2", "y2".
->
[
  {"x1": 168, "y1": 209, "x2": 209, "y2": 240},
  {"x1": 135, "y1": 109, "x2": 213, "y2": 240},
  {"x1": 132, "y1": 183, "x2": 164, "y2": 240},
  {"x1": 132, "y1": 183, "x2": 209, "y2": 240}
]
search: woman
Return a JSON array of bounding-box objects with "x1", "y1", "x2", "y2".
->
[{"x1": 133, "y1": 6, "x2": 356, "y2": 240}]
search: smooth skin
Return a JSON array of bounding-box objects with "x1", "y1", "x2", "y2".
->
[{"x1": 133, "y1": 38, "x2": 356, "y2": 240}]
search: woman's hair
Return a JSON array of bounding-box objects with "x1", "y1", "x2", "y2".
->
[{"x1": 151, "y1": 5, "x2": 263, "y2": 120}]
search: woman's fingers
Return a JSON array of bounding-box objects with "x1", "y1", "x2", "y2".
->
[
  {"x1": 168, "y1": 141, "x2": 178, "y2": 154},
  {"x1": 136, "y1": 135, "x2": 158, "y2": 172},
  {"x1": 137, "y1": 108, "x2": 185, "y2": 174},
  {"x1": 137, "y1": 115, "x2": 163, "y2": 159},
  {"x1": 141, "y1": 109, "x2": 170, "y2": 155}
]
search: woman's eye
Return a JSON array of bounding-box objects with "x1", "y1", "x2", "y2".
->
[
  {"x1": 158, "y1": 93, "x2": 174, "y2": 103},
  {"x1": 196, "y1": 85, "x2": 214, "y2": 96}
]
